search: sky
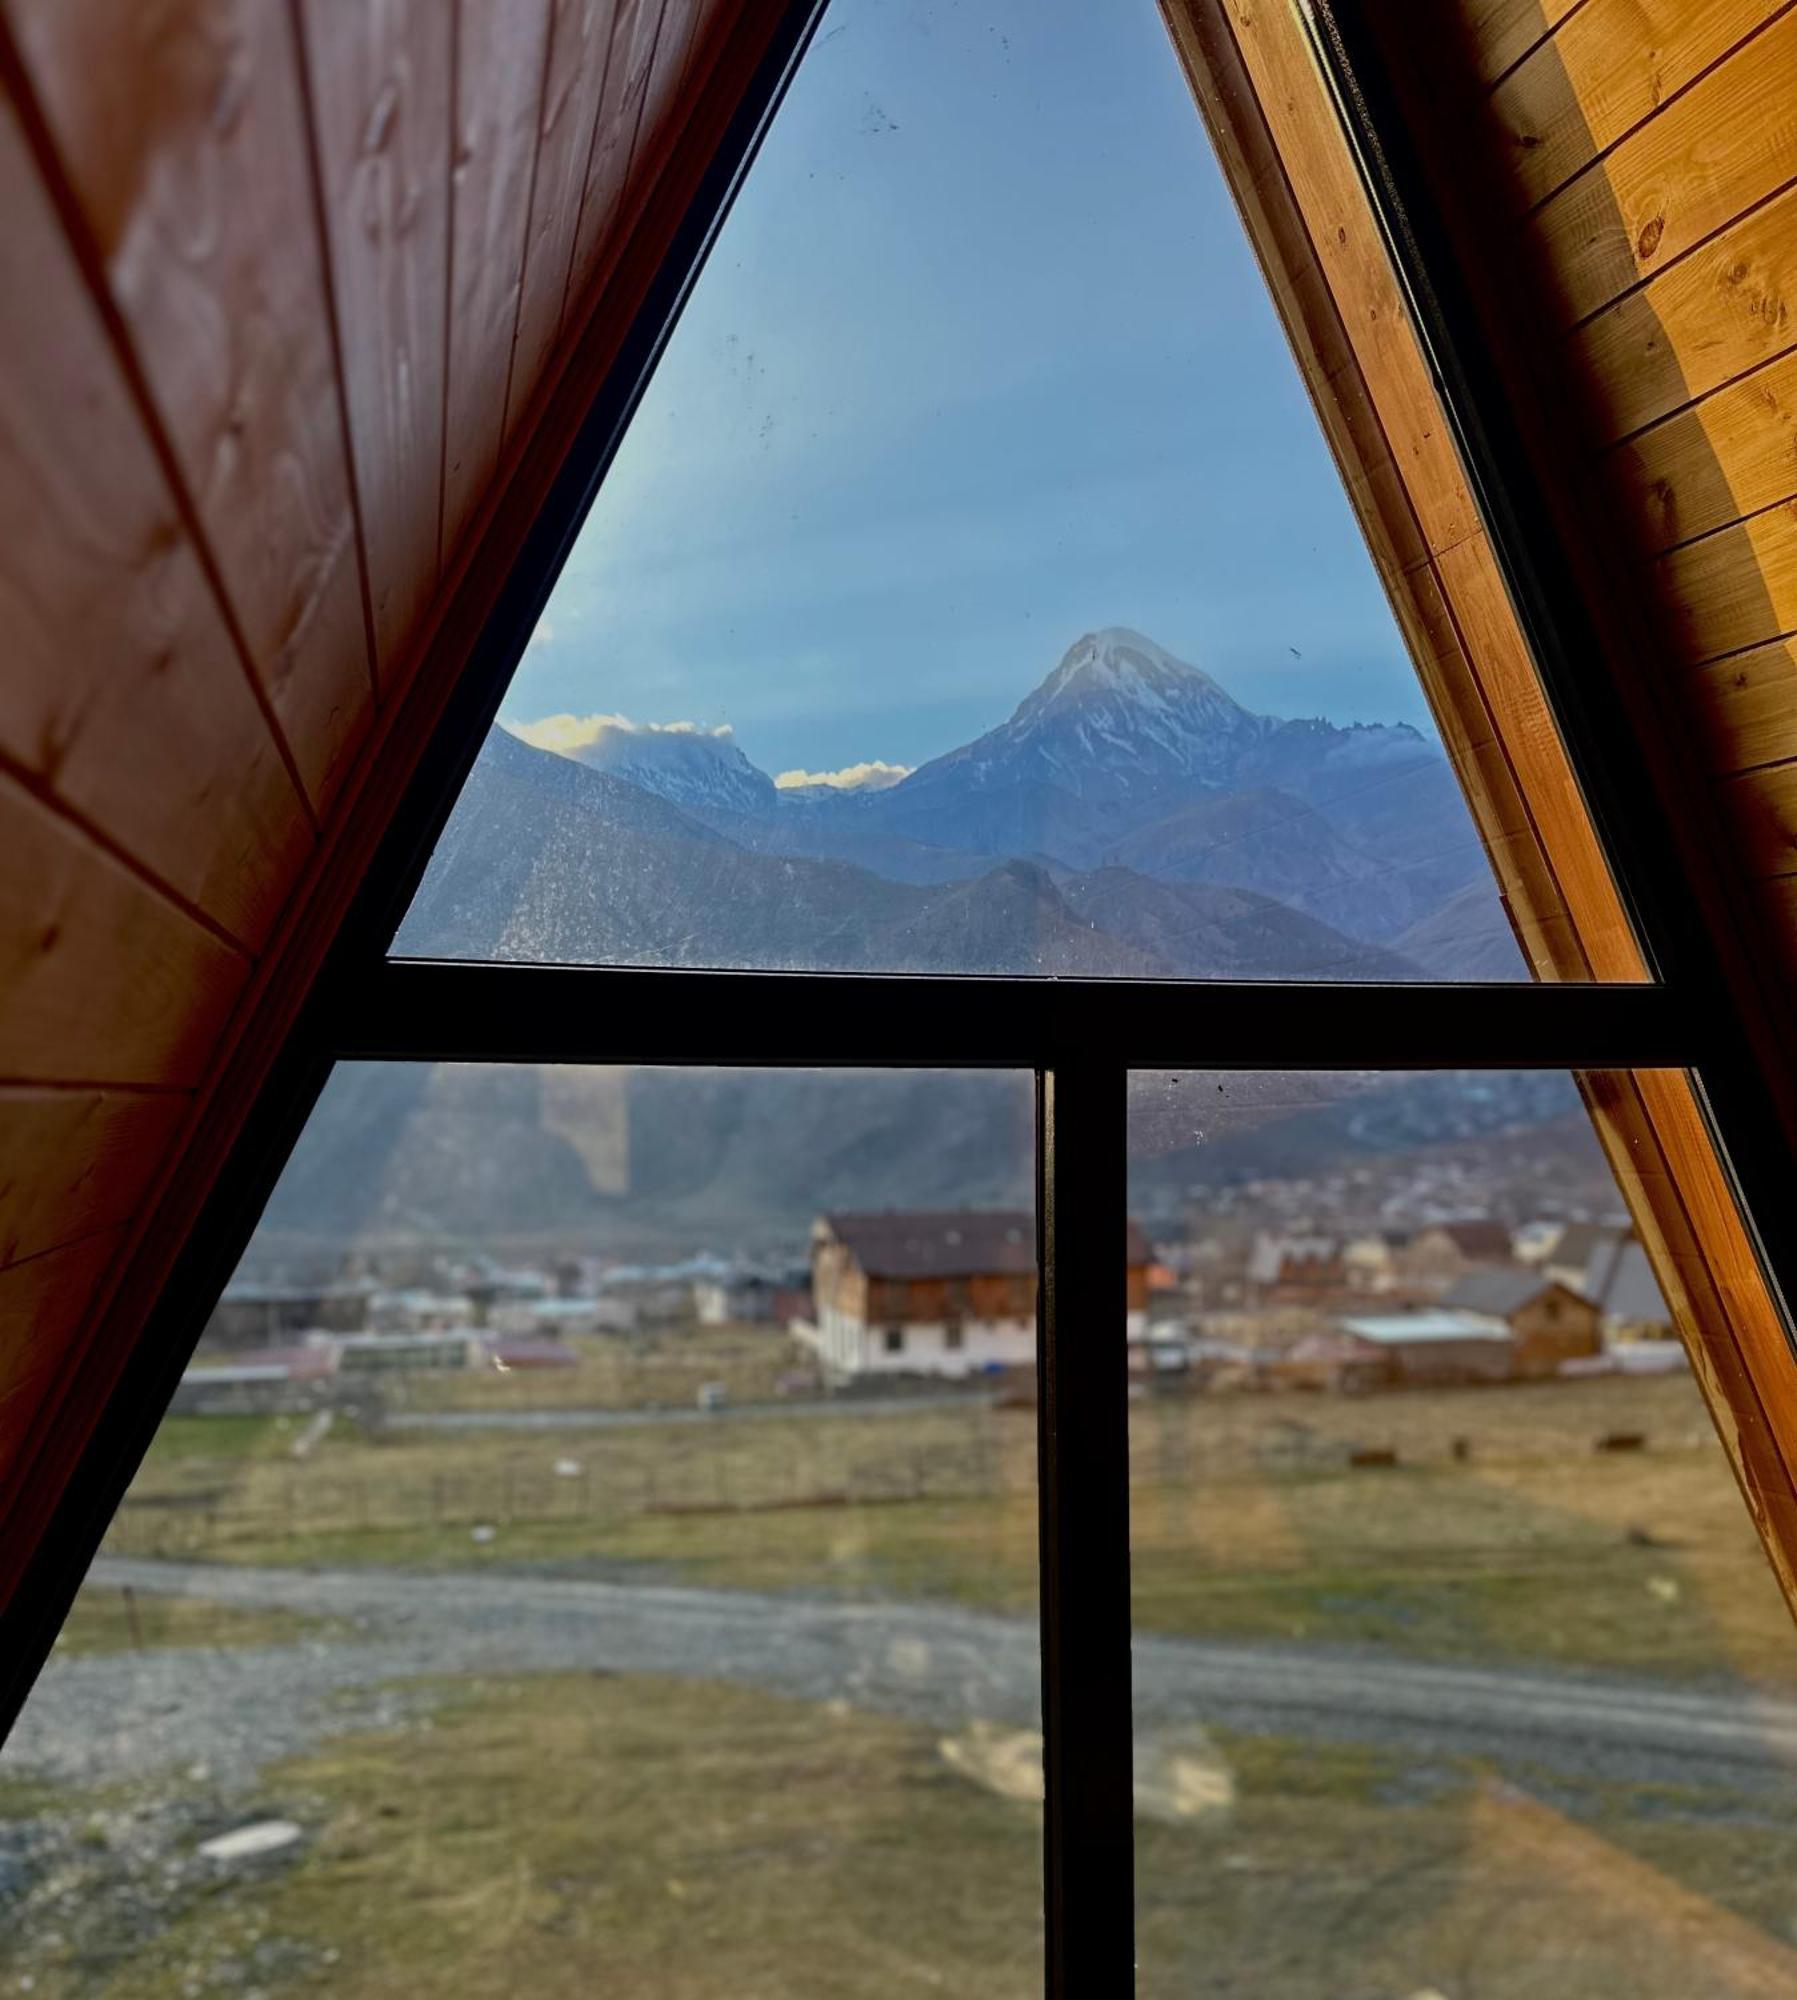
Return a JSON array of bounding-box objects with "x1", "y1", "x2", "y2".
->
[{"x1": 500, "y1": 0, "x2": 1427, "y2": 784}]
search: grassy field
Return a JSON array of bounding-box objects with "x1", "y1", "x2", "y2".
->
[
  {"x1": 399, "y1": 1327, "x2": 821, "y2": 1414},
  {"x1": 101, "y1": 1370, "x2": 1797, "y2": 1688},
  {"x1": 10, "y1": 1673, "x2": 1797, "y2": 2000},
  {"x1": 51, "y1": 1587, "x2": 331, "y2": 1658}
]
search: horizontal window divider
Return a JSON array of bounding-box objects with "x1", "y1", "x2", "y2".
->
[{"x1": 335, "y1": 959, "x2": 1695, "y2": 1070}]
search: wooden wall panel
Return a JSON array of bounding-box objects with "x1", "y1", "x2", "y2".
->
[
  {"x1": 0, "y1": 779, "x2": 249, "y2": 1090},
  {"x1": 1572, "y1": 181, "x2": 1797, "y2": 444},
  {"x1": 1690, "y1": 636, "x2": 1797, "y2": 775},
  {"x1": 506, "y1": 0, "x2": 619, "y2": 442},
  {"x1": 442, "y1": 0, "x2": 552, "y2": 558},
  {"x1": 1529, "y1": 8, "x2": 1797, "y2": 325},
  {"x1": 0, "y1": 1090, "x2": 187, "y2": 1270},
  {"x1": 1656, "y1": 503, "x2": 1797, "y2": 664},
  {"x1": 567, "y1": 0, "x2": 659, "y2": 315},
  {"x1": 1461, "y1": 0, "x2": 1585, "y2": 86},
  {"x1": 1170, "y1": 0, "x2": 1797, "y2": 1643},
  {"x1": 0, "y1": 91, "x2": 309, "y2": 948},
  {"x1": 1607, "y1": 347, "x2": 1797, "y2": 554},
  {"x1": 0, "y1": 0, "x2": 792, "y2": 1637},
  {"x1": 5, "y1": 0, "x2": 375, "y2": 815},
  {"x1": 1489, "y1": 0, "x2": 1784, "y2": 211},
  {"x1": 298, "y1": 0, "x2": 451, "y2": 682},
  {"x1": 0, "y1": 1234, "x2": 125, "y2": 1471}
]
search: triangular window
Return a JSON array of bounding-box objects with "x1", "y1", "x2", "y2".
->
[{"x1": 397, "y1": 0, "x2": 1523, "y2": 982}]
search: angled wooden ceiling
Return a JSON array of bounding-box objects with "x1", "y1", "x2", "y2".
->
[
  {"x1": 5, "y1": 0, "x2": 1797, "y2": 1653},
  {"x1": 0, "y1": 0, "x2": 785, "y2": 1591}
]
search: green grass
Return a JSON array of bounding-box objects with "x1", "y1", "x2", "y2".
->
[
  {"x1": 51, "y1": 1585, "x2": 334, "y2": 1657},
  {"x1": 100, "y1": 1373, "x2": 1797, "y2": 1690},
  {"x1": 13, "y1": 1678, "x2": 1797, "y2": 2000}
]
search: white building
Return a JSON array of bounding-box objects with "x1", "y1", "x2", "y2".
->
[{"x1": 802, "y1": 1211, "x2": 1150, "y2": 1383}]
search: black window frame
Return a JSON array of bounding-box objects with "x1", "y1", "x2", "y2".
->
[{"x1": 6, "y1": 5, "x2": 1797, "y2": 1997}]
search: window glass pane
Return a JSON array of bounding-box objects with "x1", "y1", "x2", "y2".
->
[
  {"x1": 4, "y1": 1064, "x2": 1043, "y2": 1996},
  {"x1": 1126, "y1": 1068, "x2": 1797, "y2": 1998},
  {"x1": 397, "y1": 0, "x2": 1530, "y2": 983}
]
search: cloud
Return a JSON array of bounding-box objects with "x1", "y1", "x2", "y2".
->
[
  {"x1": 774, "y1": 759, "x2": 913, "y2": 793},
  {"x1": 505, "y1": 713, "x2": 734, "y2": 753}
]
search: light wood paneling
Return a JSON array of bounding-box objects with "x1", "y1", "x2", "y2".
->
[
  {"x1": 1531, "y1": 7, "x2": 1797, "y2": 325},
  {"x1": 6, "y1": 0, "x2": 376, "y2": 814},
  {"x1": 0, "y1": 91, "x2": 310, "y2": 947},
  {"x1": 0, "y1": 1090, "x2": 187, "y2": 1270},
  {"x1": 1491, "y1": 0, "x2": 1783, "y2": 211},
  {"x1": 1608, "y1": 347, "x2": 1797, "y2": 554},
  {"x1": 1690, "y1": 635, "x2": 1797, "y2": 774},
  {"x1": 298, "y1": 0, "x2": 451, "y2": 682},
  {"x1": 0, "y1": 777, "x2": 249, "y2": 1090},
  {"x1": 442, "y1": 0, "x2": 553, "y2": 557},
  {"x1": 1573, "y1": 181, "x2": 1797, "y2": 444},
  {"x1": 1462, "y1": 0, "x2": 1585, "y2": 86},
  {"x1": 506, "y1": 0, "x2": 618, "y2": 442},
  {"x1": 1656, "y1": 502, "x2": 1797, "y2": 664}
]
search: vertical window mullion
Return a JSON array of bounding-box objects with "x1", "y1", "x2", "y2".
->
[{"x1": 1036, "y1": 1061, "x2": 1136, "y2": 1994}]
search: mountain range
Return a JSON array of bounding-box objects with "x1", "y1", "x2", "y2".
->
[
  {"x1": 246, "y1": 631, "x2": 1547, "y2": 1257},
  {"x1": 397, "y1": 626, "x2": 1521, "y2": 978}
]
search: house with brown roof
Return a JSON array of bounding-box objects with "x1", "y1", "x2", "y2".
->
[
  {"x1": 1441, "y1": 1269, "x2": 1602, "y2": 1378},
  {"x1": 806, "y1": 1211, "x2": 1150, "y2": 1382}
]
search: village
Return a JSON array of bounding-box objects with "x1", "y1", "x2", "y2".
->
[{"x1": 177, "y1": 1194, "x2": 1680, "y2": 1418}]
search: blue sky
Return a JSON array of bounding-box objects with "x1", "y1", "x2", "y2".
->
[{"x1": 502, "y1": 0, "x2": 1427, "y2": 782}]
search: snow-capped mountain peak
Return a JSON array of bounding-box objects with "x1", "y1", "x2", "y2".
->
[
  {"x1": 506, "y1": 714, "x2": 777, "y2": 819},
  {"x1": 1010, "y1": 627, "x2": 1256, "y2": 734}
]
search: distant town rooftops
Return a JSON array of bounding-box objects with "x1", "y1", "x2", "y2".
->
[
  {"x1": 1423, "y1": 1220, "x2": 1513, "y2": 1259},
  {"x1": 1442, "y1": 1268, "x2": 1585, "y2": 1318},
  {"x1": 1338, "y1": 1311, "x2": 1512, "y2": 1346},
  {"x1": 820, "y1": 1210, "x2": 1150, "y2": 1278}
]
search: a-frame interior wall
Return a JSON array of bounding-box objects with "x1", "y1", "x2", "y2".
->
[
  {"x1": 1161, "y1": 0, "x2": 1797, "y2": 1612},
  {"x1": 0, "y1": 0, "x2": 799, "y2": 1612}
]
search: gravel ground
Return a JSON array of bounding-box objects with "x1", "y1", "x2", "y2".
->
[{"x1": 9, "y1": 1556, "x2": 1797, "y2": 1801}]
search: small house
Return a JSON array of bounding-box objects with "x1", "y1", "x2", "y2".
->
[
  {"x1": 804, "y1": 1210, "x2": 1151, "y2": 1381},
  {"x1": 1247, "y1": 1232, "x2": 1342, "y2": 1301},
  {"x1": 1333, "y1": 1310, "x2": 1514, "y2": 1388},
  {"x1": 1441, "y1": 1269, "x2": 1602, "y2": 1377}
]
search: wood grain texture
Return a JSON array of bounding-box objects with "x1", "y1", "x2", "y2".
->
[
  {"x1": 1572, "y1": 180, "x2": 1797, "y2": 442},
  {"x1": 0, "y1": 775, "x2": 249, "y2": 1088},
  {"x1": 442, "y1": 0, "x2": 553, "y2": 559},
  {"x1": 1719, "y1": 754, "x2": 1797, "y2": 877},
  {"x1": 565, "y1": 0, "x2": 657, "y2": 318},
  {"x1": 1608, "y1": 347, "x2": 1797, "y2": 552},
  {"x1": 506, "y1": 0, "x2": 620, "y2": 443},
  {"x1": 1490, "y1": 0, "x2": 1783, "y2": 211},
  {"x1": 0, "y1": 1232, "x2": 125, "y2": 1478},
  {"x1": 1534, "y1": 7, "x2": 1797, "y2": 325},
  {"x1": 6, "y1": 0, "x2": 376, "y2": 814},
  {"x1": 1689, "y1": 634, "x2": 1797, "y2": 773},
  {"x1": 299, "y1": 0, "x2": 451, "y2": 683},
  {"x1": 1221, "y1": 1, "x2": 1483, "y2": 561},
  {"x1": 1216, "y1": 0, "x2": 1645, "y2": 979},
  {"x1": 634, "y1": 0, "x2": 703, "y2": 182},
  {"x1": 0, "y1": 1089, "x2": 187, "y2": 1271},
  {"x1": 1183, "y1": 0, "x2": 1797, "y2": 1625},
  {"x1": 1656, "y1": 499, "x2": 1797, "y2": 663},
  {"x1": 1461, "y1": 0, "x2": 1584, "y2": 85},
  {"x1": 0, "y1": 90, "x2": 310, "y2": 946}
]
